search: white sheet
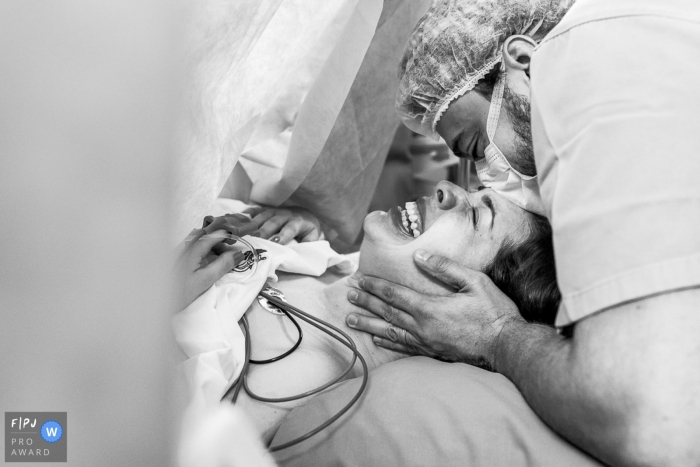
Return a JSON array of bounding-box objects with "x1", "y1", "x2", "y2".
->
[{"x1": 173, "y1": 199, "x2": 358, "y2": 466}]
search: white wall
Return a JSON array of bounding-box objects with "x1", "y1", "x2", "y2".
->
[{"x1": 0, "y1": 1, "x2": 181, "y2": 465}]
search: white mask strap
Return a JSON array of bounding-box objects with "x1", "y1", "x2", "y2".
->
[{"x1": 486, "y1": 65, "x2": 506, "y2": 144}]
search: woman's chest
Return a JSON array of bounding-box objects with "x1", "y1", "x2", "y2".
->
[{"x1": 243, "y1": 275, "x2": 347, "y2": 368}]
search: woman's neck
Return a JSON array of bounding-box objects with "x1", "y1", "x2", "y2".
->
[
  {"x1": 321, "y1": 275, "x2": 405, "y2": 370},
  {"x1": 276, "y1": 272, "x2": 405, "y2": 371}
]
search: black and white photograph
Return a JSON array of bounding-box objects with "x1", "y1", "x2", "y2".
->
[{"x1": 2, "y1": 0, "x2": 699, "y2": 466}]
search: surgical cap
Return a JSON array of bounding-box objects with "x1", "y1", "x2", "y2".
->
[{"x1": 396, "y1": 0, "x2": 574, "y2": 140}]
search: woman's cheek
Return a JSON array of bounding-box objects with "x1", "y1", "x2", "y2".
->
[{"x1": 414, "y1": 231, "x2": 462, "y2": 257}]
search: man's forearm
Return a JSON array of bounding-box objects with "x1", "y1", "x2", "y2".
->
[
  {"x1": 491, "y1": 320, "x2": 617, "y2": 461},
  {"x1": 491, "y1": 289, "x2": 700, "y2": 467}
]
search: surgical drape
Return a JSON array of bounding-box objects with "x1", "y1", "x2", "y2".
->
[{"x1": 176, "y1": 0, "x2": 431, "y2": 248}]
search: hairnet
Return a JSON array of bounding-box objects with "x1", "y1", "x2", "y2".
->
[{"x1": 396, "y1": 0, "x2": 574, "y2": 140}]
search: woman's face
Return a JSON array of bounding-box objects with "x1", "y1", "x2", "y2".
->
[{"x1": 359, "y1": 181, "x2": 531, "y2": 295}]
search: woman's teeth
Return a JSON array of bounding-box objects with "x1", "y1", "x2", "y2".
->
[{"x1": 402, "y1": 202, "x2": 422, "y2": 238}]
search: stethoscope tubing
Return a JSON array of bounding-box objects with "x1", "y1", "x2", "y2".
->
[
  {"x1": 223, "y1": 290, "x2": 369, "y2": 452},
  {"x1": 248, "y1": 306, "x2": 303, "y2": 365}
]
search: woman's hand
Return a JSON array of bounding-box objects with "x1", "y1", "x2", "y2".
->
[
  {"x1": 201, "y1": 212, "x2": 260, "y2": 238},
  {"x1": 346, "y1": 250, "x2": 524, "y2": 369},
  {"x1": 175, "y1": 214, "x2": 259, "y2": 310},
  {"x1": 246, "y1": 206, "x2": 323, "y2": 244}
]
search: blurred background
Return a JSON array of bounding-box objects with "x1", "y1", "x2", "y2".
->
[
  {"x1": 0, "y1": 0, "x2": 476, "y2": 465},
  {"x1": 0, "y1": 1, "x2": 180, "y2": 465}
]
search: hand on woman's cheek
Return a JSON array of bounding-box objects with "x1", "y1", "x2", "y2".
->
[
  {"x1": 359, "y1": 214, "x2": 491, "y2": 296},
  {"x1": 357, "y1": 186, "x2": 530, "y2": 296}
]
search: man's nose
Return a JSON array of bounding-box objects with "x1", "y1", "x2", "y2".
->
[{"x1": 434, "y1": 180, "x2": 464, "y2": 211}]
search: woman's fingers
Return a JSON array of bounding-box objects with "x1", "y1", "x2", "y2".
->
[
  {"x1": 275, "y1": 219, "x2": 303, "y2": 245},
  {"x1": 258, "y1": 216, "x2": 289, "y2": 240},
  {"x1": 276, "y1": 218, "x2": 322, "y2": 244},
  {"x1": 296, "y1": 218, "x2": 322, "y2": 242},
  {"x1": 191, "y1": 230, "x2": 229, "y2": 256},
  {"x1": 185, "y1": 227, "x2": 207, "y2": 244},
  {"x1": 202, "y1": 214, "x2": 259, "y2": 237},
  {"x1": 348, "y1": 287, "x2": 417, "y2": 331},
  {"x1": 413, "y1": 250, "x2": 486, "y2": 292},
  {"x1": 251, "y1": 210, "x2": 276, "y2": 228},
  {"x1": 231, "y1": 217, "x2": 260, "y2": 237},
  {"x1": 299, "y1": 229, "x2": 322, "y2": 242},
  {"x1": 200, "y1": 250, "x2": 244, "y2": 283},
  {"x1": 243, "y1": 206, "x2": 265, "y2": 218}
]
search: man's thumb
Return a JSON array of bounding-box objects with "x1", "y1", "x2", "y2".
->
[{"x1": 413, "y1": 250, "x2": 483, "y2": 292}]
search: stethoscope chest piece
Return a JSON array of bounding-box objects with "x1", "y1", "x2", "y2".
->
[{"x1": 257, "y1": 286, "x2": 287, "y2": 315}]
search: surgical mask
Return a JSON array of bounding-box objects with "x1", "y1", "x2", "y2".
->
[{"x1": 474, "y1": 66, "x2": 545, "y2": 216}]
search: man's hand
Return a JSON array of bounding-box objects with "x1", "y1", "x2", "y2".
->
[
  {"x1": 175, "y1": 214, "x2": 259, "y2": 310},
  {"x1": 346, "y1": 249, "x2": 523, "y2": 368},
  {"x1": 246, "y1": 206, "x2": 323, "y2": 245}
]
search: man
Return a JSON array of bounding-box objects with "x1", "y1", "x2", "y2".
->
[{"x1": 347, "y1": 0, "x2": 700, "y2": 465}]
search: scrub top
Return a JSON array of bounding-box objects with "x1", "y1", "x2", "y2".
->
[{"x1": 530, "y1": 0, "x2": 700, "y2": 327}]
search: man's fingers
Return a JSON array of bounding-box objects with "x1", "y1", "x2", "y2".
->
[
  {"x1": 371, "y1": 337, "x2": 413, "y2": 354},
  {"x1": 413, "y1": 250, "x2": 486, "y2": 292},
  {"x1": 346, "y1": 313, "x2": 401, "y2": 340},
  {"x1": 373, "y1": 335, "x2": 436, "y2": 358},
  {"x1": 356, "y1": 275, "x2": 426, "y2": 318},
  {"x1": 348, "y1": 289, "x2": 417, "y2": 330}
]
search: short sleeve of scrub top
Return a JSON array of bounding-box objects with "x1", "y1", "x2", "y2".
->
[{"x1": 530, "y1": 0, "x2": 700, "y2": 328}]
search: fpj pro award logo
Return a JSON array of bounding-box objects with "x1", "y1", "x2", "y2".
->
[{"x1": 5, "y1": 412, "x2": 67, "y2": 462}]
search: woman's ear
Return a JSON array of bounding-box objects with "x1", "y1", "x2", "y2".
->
[{"x1": 502, "y1": 35, "x2": 537, "y2": 77}]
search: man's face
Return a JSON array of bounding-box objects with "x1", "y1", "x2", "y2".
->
[{"x1": 435, "y1": 86, "x2": 523, "y2": 168}]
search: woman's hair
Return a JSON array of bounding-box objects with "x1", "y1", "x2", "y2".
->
[{"x1": 482, "y1": 213, "x2": 560, "y2": 325}]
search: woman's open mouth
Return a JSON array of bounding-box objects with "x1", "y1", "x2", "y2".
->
[
  {"x1": 403, "y1": 201, "x2": 424, "y2": 238},
  {"x1": 390, "y1": 201, "x2": 424, "y2": 239}
]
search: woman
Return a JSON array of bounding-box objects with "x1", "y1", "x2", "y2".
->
[{"x1": 175, "y1": 180, "x2": 558, "y2": 445}]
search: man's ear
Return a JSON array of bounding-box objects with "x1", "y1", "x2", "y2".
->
[{"x1": 502, "y1": 35, "x2": 537, "y2": 77}]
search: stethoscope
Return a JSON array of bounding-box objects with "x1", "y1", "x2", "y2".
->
[{"x1": 212, "y1": 235, "x2": 368, "y2": 452}]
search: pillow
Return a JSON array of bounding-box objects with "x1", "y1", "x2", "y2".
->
[{"x1": 271, "y1": 357, "x2": 602, "y2": 467}]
